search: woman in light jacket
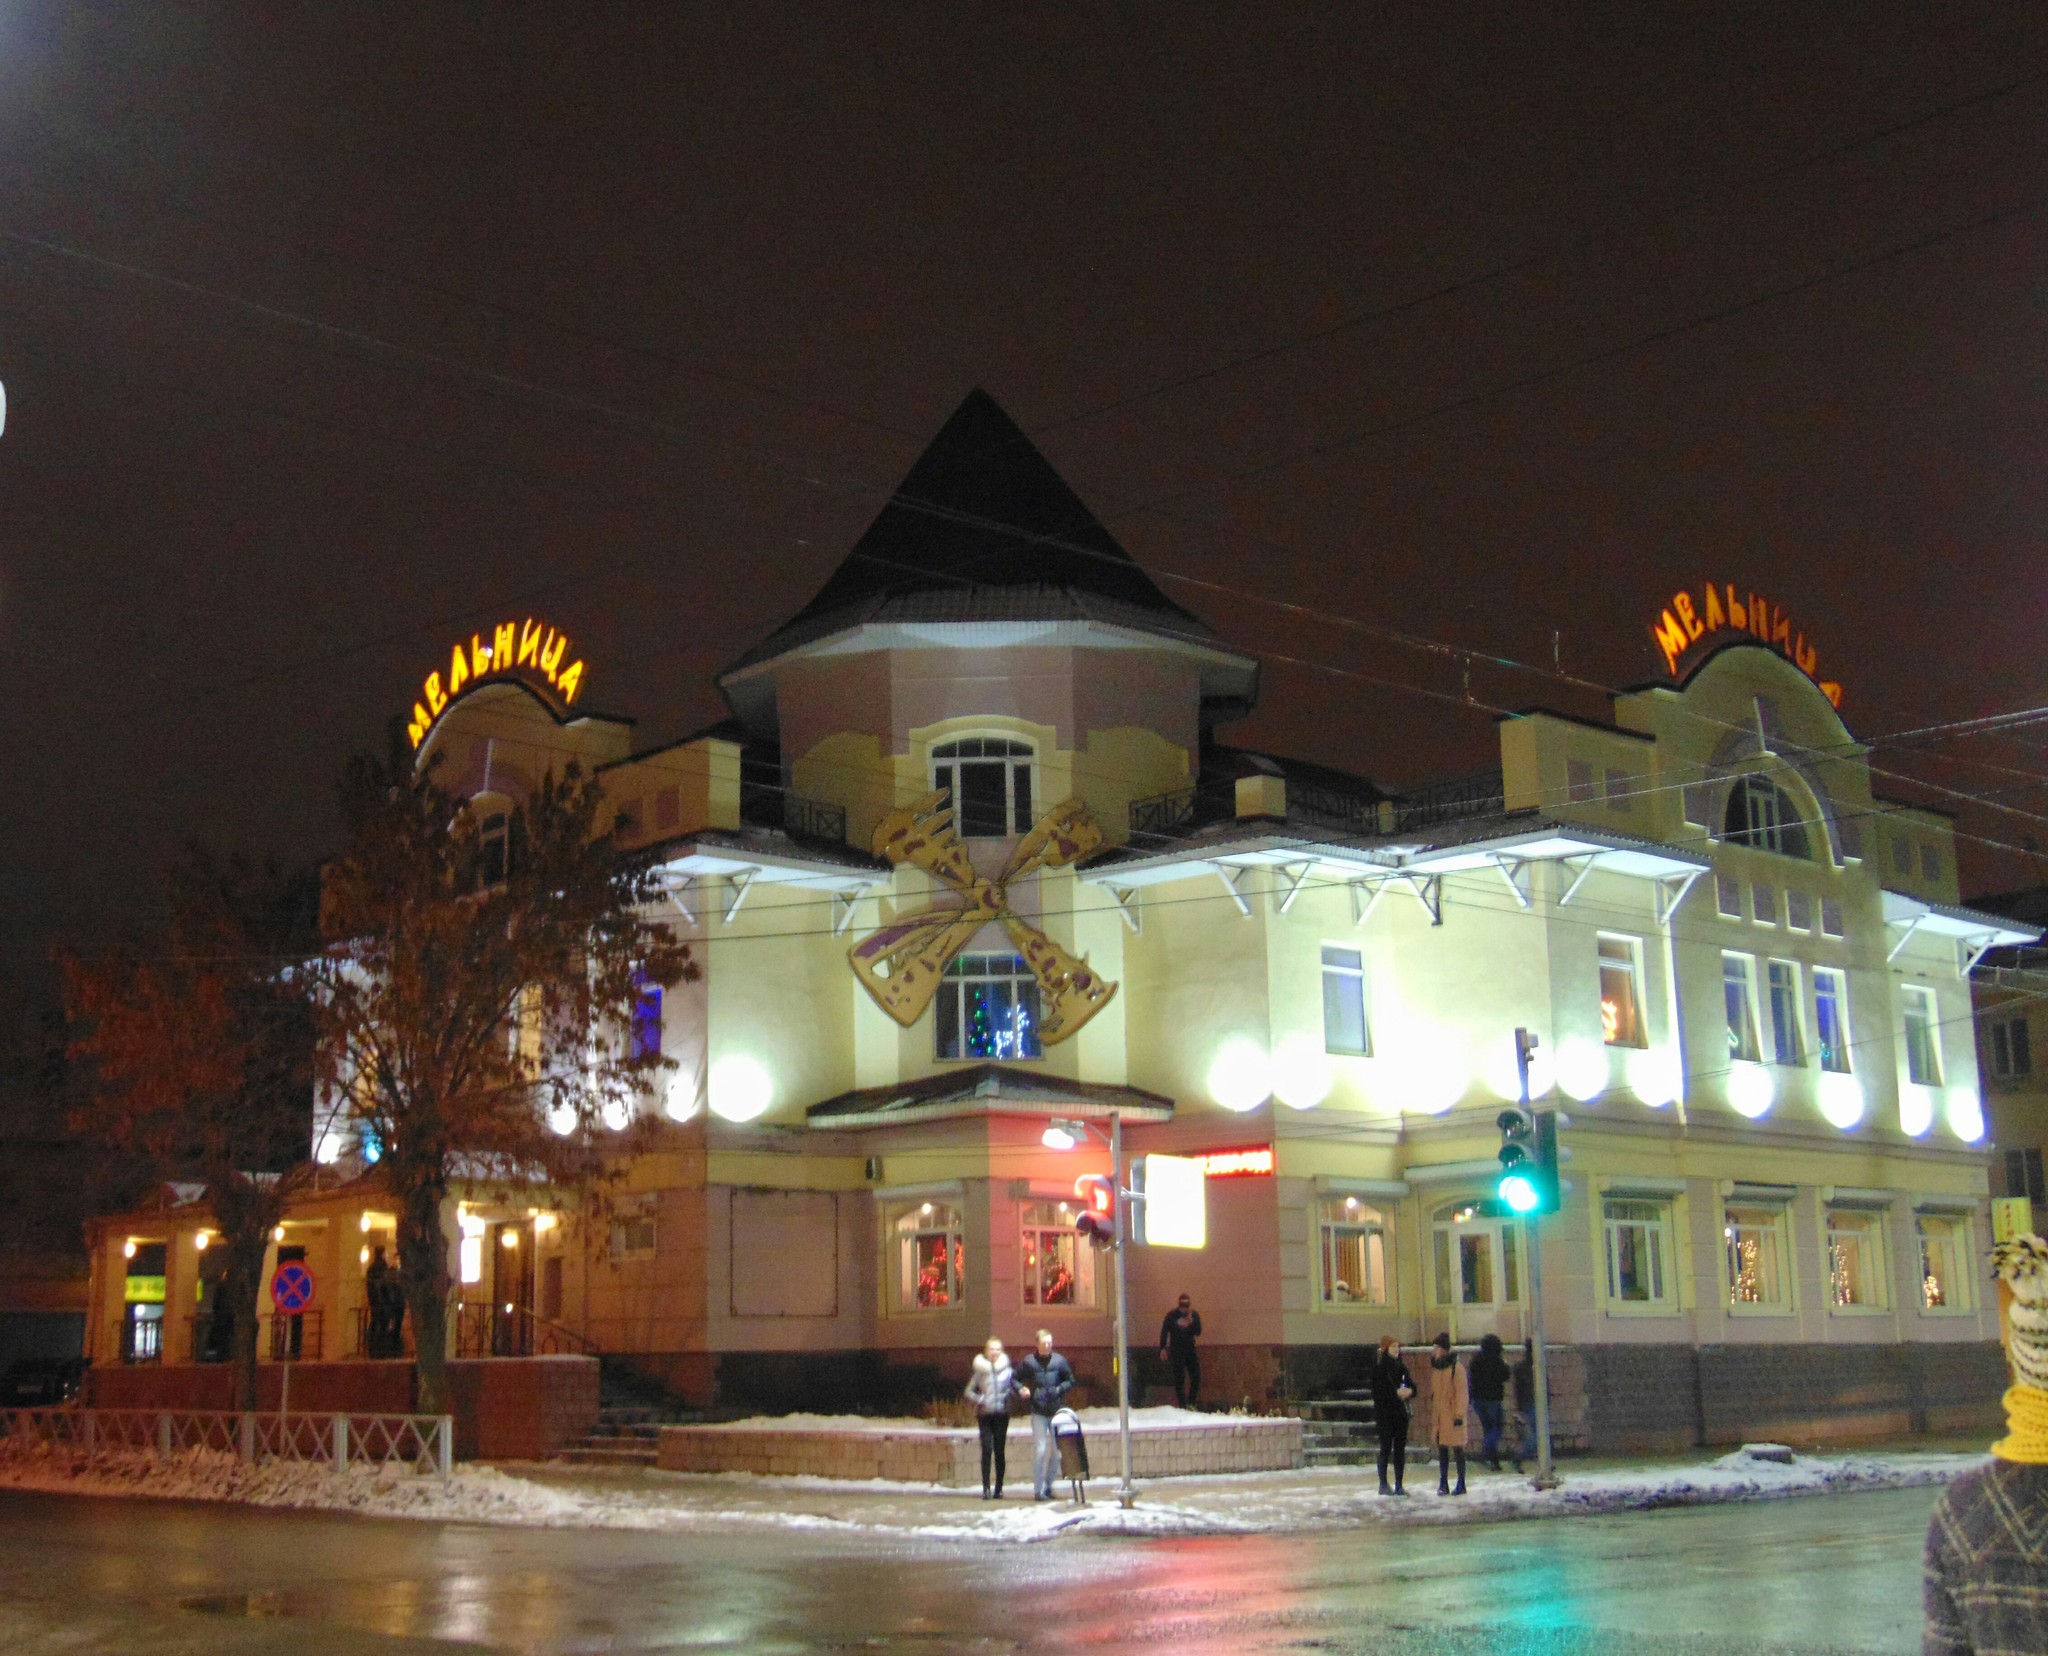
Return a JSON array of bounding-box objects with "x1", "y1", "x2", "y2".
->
[
  {"x1": 1426, "y1": 1331, "x2": 1469, "y2": 1496},
  {"x1": 964, "y1": 1336, "x2": 1016, "y2": 1499}
]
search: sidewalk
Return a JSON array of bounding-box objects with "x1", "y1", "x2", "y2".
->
[{"x1": 0, "y1": 1432, "x2": 1987, "y2": 1542}]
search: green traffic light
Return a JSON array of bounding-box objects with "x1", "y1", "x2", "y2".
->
[{"x1": 1498, "y1": 1171, "x2": 1541, "y2": 1214}]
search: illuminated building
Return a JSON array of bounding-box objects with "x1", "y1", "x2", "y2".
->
[{"x1": 83, "y1": 391, "x2": 2036, "y2": 1448}]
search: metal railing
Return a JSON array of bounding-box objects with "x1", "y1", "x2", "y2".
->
[
  {"x1": 262, "y1": 1310, "x2": 324, "y2": 1362},
  {"x1": 453, "y1": 1301, "x2": 597, "y2": 1358},
  {"x1": 1288, "y1": 782, "x2": 1381, "y2": 836},
  {"x1": 0, "y1": 1407, "x2": 451, "y2": 1476},
  {"x1": 348, "y1": 1305, "x2": 417, "y2": 1360},
  {"x1": 1129, "y1": 788, "x2": 1196, "y2": 839},
  {"x1": 1389, "y1": 770, "x2": 1505, "y2": 835}
]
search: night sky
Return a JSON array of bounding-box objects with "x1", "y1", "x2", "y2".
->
[{"x1": 5, "y1": 5, "x2": 2048, "y2": 958}]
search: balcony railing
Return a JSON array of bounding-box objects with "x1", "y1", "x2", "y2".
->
[
  {"x1": 781, "y1": 794, "x2": 847, "y2": 844},
  {"x1": 1389, "y1": 770, "x2": 1505, "y2": 836},
  {"x1": 1129, "y1": 788, "x2": 1196, "y2": 839},
  {"x1": 262, "y1": 1310, "x2": 323, "y2": 1363}
]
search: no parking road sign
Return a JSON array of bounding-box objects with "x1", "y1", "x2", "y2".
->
[{"x1": 270, "y1": 1261, "x2": 316, "y2": 1314}]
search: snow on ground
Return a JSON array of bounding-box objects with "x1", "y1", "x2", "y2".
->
[
  {"x1": 0, "y1": 1436, "x2": 1985, "y2": 1542},
  {"x1": 704, "y1": 1405, "x2": 1223, "y2": 1433}
]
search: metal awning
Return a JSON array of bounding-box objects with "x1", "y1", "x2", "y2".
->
[
  {"x1": 1880, "y1": 889, "x2": 2040, "y2": 972},
  {"x1": 806, "y1": 1064, "x2": 1175, "y2": 1130}
]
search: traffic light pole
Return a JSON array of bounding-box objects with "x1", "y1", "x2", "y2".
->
[
  {"x1": 1515, "y1": 1031, "x2": 1558, "y2": 1491},
  {"x1": 1110, "y1": 1108, "x2": 1136, "y2": 1509}
]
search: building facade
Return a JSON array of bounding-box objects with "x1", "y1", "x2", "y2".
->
[{"x1": 84, "y1": 392, "x2": 2034, "y2": 1448}]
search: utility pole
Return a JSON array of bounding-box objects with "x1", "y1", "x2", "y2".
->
[
  {"x1": 1515, "y1": 1028, "x2": 1558, "y2": 1490},
  {"x1": 1110, "y1": 1108, "x2": 1136, "y2": 1509}
]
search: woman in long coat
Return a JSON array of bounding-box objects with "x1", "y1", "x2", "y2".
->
[
  {"x1": 1426, "y1": 1331, "x2": 1469, "y2": 1496},
  {"x1": 1367, "y1": 1334, "x2": 1413, "y2": 1496}
]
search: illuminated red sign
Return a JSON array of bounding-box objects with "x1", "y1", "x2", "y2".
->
[
  {"x1": 1193, "y1": 1146, "x2": 1274, "y2": 1179},
  {"x1": 1649, "y1": 582, "x2": 1841, "y2": 707}
]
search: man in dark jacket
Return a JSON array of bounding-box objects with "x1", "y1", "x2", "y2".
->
[
  {"x1": 1468, "y1": 1332, "x2": 1511, "y2": 1472},
  {"x1": 1157, "y1": 1294, "x2": 1203, "y2": 1408},
  {"x1": 1014, "y1": 1328, "x2": 1076, "y2": 1501}
]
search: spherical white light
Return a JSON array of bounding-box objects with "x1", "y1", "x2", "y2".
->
[
  {"x1": 1898, "y1": 1085, "x2": 1935, "y2": 1137},
  {"x1": 1945, "y1": 1088, "x2": 1985, "y2": 1143},
  {"x1": 546, "y1": 1105, "x2": 578, "y2": 1137},
  {"x1": 1270, "y1": 1034, "x2": 1331, "y2": 1111},
  {"x1": 1725, "y1": 1063, "x2": 1774, "y2": 1119},
  {"x1": 663, "y1": 1071, "x2": 699, "y2": 1123},
  {"x1": 1816, "y1": 1072, "x2": 1864, "y2": 1130},
  {"x1": 314, "y1": 1130, "x2": 344, "y2": 1165},
  {"x1": 1207, "y1": 1039, "x2": 1270, "y2": 1113},
  {"x1": 600, "y1": 1096, "x2": 633, "y2": 1132},
  {"x1": 1624, "y1": 1048, "x2": 1681, "y2": 1109},
  {"x1": 1554, "y1": 1037, "x2": 1609, "y2": 1104},
  {"x1": 709, "y1": 1055, "x2": 774, "y2": 1123}
]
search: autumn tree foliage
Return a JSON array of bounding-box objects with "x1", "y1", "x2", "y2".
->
[
  {"x1": 61, "y1": 853, "x2": 324, "y2": 1409},
  {"x1": 311, "y1": 739, "x2": 691, "y2": 1414}
]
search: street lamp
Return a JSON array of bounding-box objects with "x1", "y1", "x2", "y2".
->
[{"x1": 1041, "y1": 1112, "x2": 1138, "y2": 1509}]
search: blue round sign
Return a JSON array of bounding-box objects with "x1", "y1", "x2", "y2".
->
[{"x1": 270, "y1": 1261, "x2": 316, "y2": 1313}]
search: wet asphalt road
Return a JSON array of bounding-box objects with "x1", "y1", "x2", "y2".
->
[{"x1": 0, "y1": 1484, "x2": 1939, "y2": 1654}]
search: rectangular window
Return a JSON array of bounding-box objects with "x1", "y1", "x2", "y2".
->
[
  {"x1": 932, "y1": 738, "x2": 1034, "y2": 837},
  {"x1": 1826, "y1": 1207, "x2": 1887, "y2": 1310},
  {"x1": 1021, "y1": 1201, "x2": 1096, "y2": 1309},
  {"x1": 1567, "y1": 759, "x2": 1595, "y2": 804},
  {"x1": 1892, "y1": 837, "x2": 1912, "y2": 875},
  {"x1": 936, "y1": 954, "x2": 1042, "y2": 1061},
  {"x1": 1604, "y1": 768, "x2": 1630, "y2": 812},
  {"x1": 1725, "y1": 1204, "x2": 1791, "y2": 1309},
  {"x1": 609, "y1": 1194, "x2": 657, "y2": 1261},
  {"x1": 1318, "y1": 1196, "x2": 1389, "y2": 1305},
  {"x1": 1814, "y1": 968, "x2": 1851, "y2": 1073},
  {"x1": 1786, "y1": 890, "x2": 1812, "y2": 931},
  {"x1": 1989, "y1": 1015, "x2": 2033, "y2": 1081},
  {"x1": 893, "y1": 1202, "x2": 964, "y2": 1311},
  {"x1": 629, "y1": 978, "x2": 663, "y2": 1063},
  {"x1": 1902, "y1": 984, "x2": 1942, "y2": 1086},
  {"x1": 1752, "y1": 885, "x2": 1777, "y2": 925},
  {"x1": 1603, "y1": 1199, "x2": 1672, "y2": 1307},
  {"x1": 1723, "y1": 953, "x2": 1761, "y2": 1062},
  {"x1": 1598, "y1": 935, "x2": 1646, "y2": 1048},
  {"x1": 1920, "y1": 844, "x2": 1942, "y2": 883},
  {"x1": 2005, "y1": 1148, "x2": 2047, "y2": 1204},
  {"x1": 1766, "y1": 960, "x2": 1803, "y2": 1065},
  {"x1": 1432, "y1": 1207, "x2": 1519, "y2": 1307},
  {"x1": 1321, "y1": 946, "x2": 1370, "y2": 1055},
  {"x1": 1717, "y1": 875, "x2": 1745, "y2": 920},
  {"x1": 1820, "y1": 899, "x2": 1845, "y2": 938},
  {"x1": 1917, "y1": 1213, "x2": 1971, "y2": 1311}
]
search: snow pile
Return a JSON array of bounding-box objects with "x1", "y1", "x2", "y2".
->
[
  {"x1": 0, "y1": 1440, "x2": 588, "y2": 1526},
  {"x1": 708, "y1": 1405, "x2": 1241, "y2": 1434}
]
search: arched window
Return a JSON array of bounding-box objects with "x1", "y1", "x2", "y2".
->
[
  {"x1": 1721, "y1": 776, "x2": 1810, "y2": 859},
  {"x1": 932, "y1": 738, "x2": 1034, "y2": 837}
]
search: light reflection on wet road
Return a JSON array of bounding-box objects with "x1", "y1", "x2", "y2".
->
[{"x1": 0, "y1": 1484, "x2": 1937, "y2": 1654}]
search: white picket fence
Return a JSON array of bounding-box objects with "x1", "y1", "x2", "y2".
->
[{"x1": 0, "y1": 1408, "x2": 453, "y2": 1477}]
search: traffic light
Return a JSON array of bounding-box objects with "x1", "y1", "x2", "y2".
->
[
  {"x1": 1073, "y1": 1173, "x2": 1120, "y2": 1247},
  {"x1": 1495, "y1": 1107, "x2": 1562, "y2": 1215}
]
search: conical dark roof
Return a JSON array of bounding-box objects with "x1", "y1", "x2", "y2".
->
[{"x1": 725, "y1": 391, "x2": 1223, "y2": 679}]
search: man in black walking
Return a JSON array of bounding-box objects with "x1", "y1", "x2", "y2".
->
[{"x1": 1158, "y1": 1293, "x2": 1203, "y2": 1408}]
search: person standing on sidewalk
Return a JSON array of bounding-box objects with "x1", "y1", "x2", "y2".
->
[
  {"x1": 1468, "y1": 1332, "x2": 1511, "y2": 1472},
  {"x1": 1426, "y1": 1332, "x2": 1468, "y2": 1496},
  {"x1": 1158, "y1": 1294, "x2": 1203, "y2": 1408},
  {"x1": 1923, "y1": 1232, "x2": 2048, "y2": 1655},
  {"x1": 1368, "y1": 1334, "x2": 1413, "y2": 1496},
  {"x1": 963, "y1": 1336, "x2": 1016, "y2": 1500},
  {"x1": 1014, "y1": 1328, "x2": 1075, "y2": 1502}
]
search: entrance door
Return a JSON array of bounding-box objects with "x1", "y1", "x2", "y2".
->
[{"x1": 489, "y1": 1222, "x2": 535, "y2": 1354}]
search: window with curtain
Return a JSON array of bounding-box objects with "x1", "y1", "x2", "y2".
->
[{"x1": 1318, "y1": 1196, "x2": 1389, "y2": 1305}]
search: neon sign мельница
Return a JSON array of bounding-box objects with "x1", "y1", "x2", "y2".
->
[
  {"x1": 406, "y1": 618, "x2": 588, "y2": 748},
  {"x1": 1649, "y1": 583, "x2": 1841, "y2": 707}
]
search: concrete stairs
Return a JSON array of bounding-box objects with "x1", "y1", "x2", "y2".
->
[
  {"x1": 557, "y1": 1404, "x2": 673, "y2": 1468},
  {"x1": 1298, "y1": 1389, "x2": 1380, "y2": 1468}
]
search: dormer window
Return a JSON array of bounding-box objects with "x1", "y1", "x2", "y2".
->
[
  {"x1": 1722, "y1": 776, "x2": 1809, "y2": 860},
  {"x1": 479, "y1": 812, "x2": 511, "y2": 887},
  {"x1": 932, "y1": 738, "x2": 1034, "y2": 837}
]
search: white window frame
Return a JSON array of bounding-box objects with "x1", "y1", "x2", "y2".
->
[
  {"x1": 1915, "y1": 1212, "x2": 1974, "y2": 1314},
  {"x1": 1824, "y1": 1205, "x2": 1889, "y2": 1313},
  {"x1": 1602, "y1": 1197, "x2": 1677, "y2": 1313},
  {"x1": 1752, "y1": 884, "x2": 1778, "y2": 926},
  {"x1": 1722, "y1": 776, "x2": 1811, "y2": 859},
  {"x1": 931, "y1": 736, "x2": 1035, "y2": 838},
  {"x1": 1431, "y1": 1201, "x2": 1522, "y2": 1310},
  {"x1": 1724, "y1": 1202, "x2": 1794, "y2": 1314},
  {"x1": 1318, "y1": 1195, "x2": 1390, "y2": 1307},
  {"x1": 1814, "y1": 967, "x2": 1852, "y2": 1074},
  {"x1": 1765, "y1": 959, "x2": 1804, "y2": 1067},
  {"x1": 1716, "y1": 874, "x2": 1745, "y2": 920},
  {"x1": 1320, "y1": 946, "x2": 1371, "y2": 1056},
  {"x1": 1020, "y1": 1200, "x2": 1097, "y2": 1311},
  {"x1": 935, "y1": 952, "x2": 1043, "y2": 1062},
  {"x1": 1722, "y1": 952, "x2": 1762, "y2": 1063},
  {"x1": 1901, "y1": 983, "x2": 1943, "y2": 1086},
  {"x1": 890, "y1": 1200, "x2": 966, "y2": 1313},
  {"x1": 1598, "y1": 934, "x2": 1647, "y2": 1049}
]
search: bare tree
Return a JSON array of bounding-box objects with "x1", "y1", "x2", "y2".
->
[
  {"x1": 312, "y1": 738, "x2": 691, "y2": 1414},
  {"x1": 61, "y1": 853, "x2": 324, "y2": 1409}
]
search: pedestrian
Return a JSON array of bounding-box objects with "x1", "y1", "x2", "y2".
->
[
  {"x1": 1509, "y1": 1338, "x2": 1536, "y2": 1474},
  {"x1": 1468, "y1": 1332, "x2": 1510, "y2": 1472},
  {"x1": 364, "y1": 1245, "x2": 395, "y2": 1358},
  {"x1": 963, "y1": 1336, "x2": 1015, "y2": 1500},
  {"x1": 1014, "y1": 1328, "x2": 1076, "y2": 1501},
  {"x1": 1158, "y1": 1293, "x2": 1203, "y2": 1408},
  {"x1": 1426, "y1": 1332, "x2": 1468, "y2": 1496},
  {"x1": 1923, "y1": 1232, "x2": 2048, "y2": 1655},
  {"x1": 1368, "y1": 1334, "x2": 1414, "y2": 1496}
]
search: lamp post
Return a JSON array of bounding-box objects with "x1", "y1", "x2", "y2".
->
[{"x1": 1045, "y1": 1110, "x2": 1138, "y2": 1509}]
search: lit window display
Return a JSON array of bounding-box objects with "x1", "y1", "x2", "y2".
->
[
  {"x1": 1825, "y1": 1206, "x2": 1887, "y2": 1310},
  {"x1": 1724, "y1": 1204, "x2": 1791, "y2": 1310},
  {"x1": 1597, "y1": 935, "x2": 1645, "y2": 1048},
  {"x1": 1020, "y1": 1201, "x2": 1095, "y2": 1308},
  {"x1": 936, "y1": 953, "x2": 1042, "y2": 1061},
  {"x1": 1318, "y1": 1196, "x2": 1388, "y2": 1305},
  {"x1": 1916, "y1": 1212, "x2": 1971, "y2": 1311},
  {"x1": 893, "y1": 1202, "x2": 964, "y2": 1311}
]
